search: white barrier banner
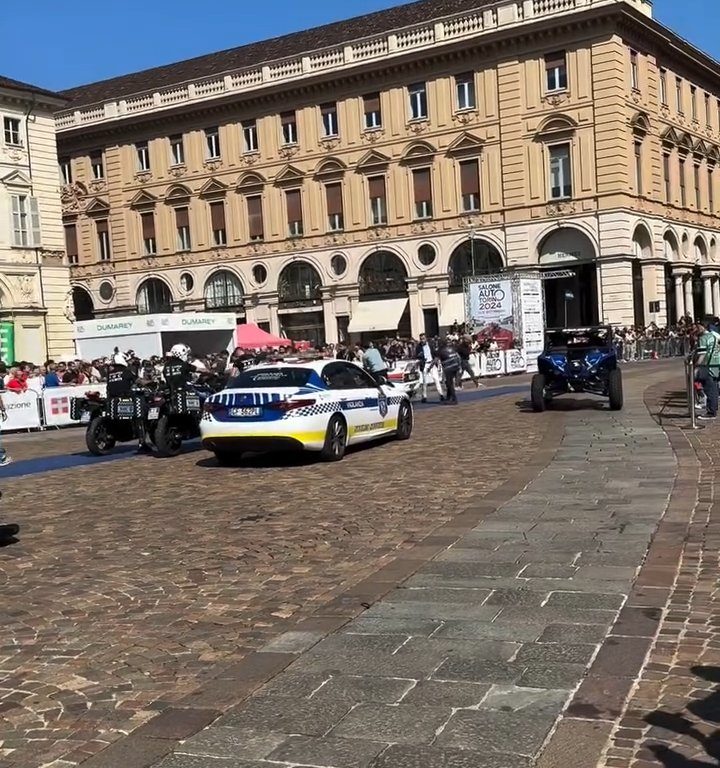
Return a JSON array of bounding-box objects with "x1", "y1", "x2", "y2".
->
[
  {"x1": 480, "y1": 351, "x2": 506, "y2": 377},
  {"x1": 43, "y1": 384, "x2": 107, "y2": 428},
  {"x1": 1, "y1": 391, "x2": 42, "y2": 431},
  {"x1": 505, "y1": 348, "x2": 528, "y2": 374}
]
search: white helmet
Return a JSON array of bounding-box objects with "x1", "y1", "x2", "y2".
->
[
  {"x1": 169, "y1": 343, "x2": 191, "y2": 362},
  {"x1": 113, "y1": 353, "x2": 127, "y2": 366}
]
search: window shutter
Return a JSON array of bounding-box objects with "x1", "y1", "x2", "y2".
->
[
  {"x1": 65, "y1": 224, "x2": 78, "y2": 258},
  {"x1": 364, "y1": 94, "x2": 380, "y2": 112},
  {"x1": 175, "y1": 207, "x2": 189, "y2": 229},
  {"x1": 210, "y1": 201, "x2": 225, "y2": 231},
  {"x1": 285, "y1": 189, "x2": 301, "y2": 222},
  {"x1": 460, "y1": 160, "x2": 480, "y2": 195},
  {"x1": 325, "y1": 183, "x2": 343, "y2": 215},
  {"x1": 10, "y1": 195, "x2": 21, "y2": 246},
  {"x1": 29, "y1": 197, "x2": 41, "y2": 247},
  {"x1": 413, "y1": 169, "x2": 431, "y2": 202},
  {"x1": 369, "y1": 176, "x2": 385, "y2": 199},
  {"x1": 247, "y1": 195, "x2": 263, "y2": 238},
  {"x1": 141, "y1": 211, "x2": 155, "y2": 240}
]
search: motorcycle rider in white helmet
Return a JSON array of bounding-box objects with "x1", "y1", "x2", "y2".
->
[{"x1": 163, "y1": 344, "x2": 196, "y2": 389}]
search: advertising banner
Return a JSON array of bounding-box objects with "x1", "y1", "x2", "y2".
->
[
  {"x1": 480, "y1": 351, "x2": 506, "y2": 377},
  {"x1": 518, "y1": 277, "x2": 545, "y2": 372},
  {"x1": 43, "y1": 384, "x2": 107, "y2": 428},
  {"x1": 467, "y1": 279, "x2": 515, "y2": 350},
  {"x1": 0, "y1": 321, "x2": 15, "y2": 364},
  {"x1": 505, "y1": 348, "x2": 528, "y2": 374},
  {"x1": 0, "y1": 390, "x2": 42, "y2": 431}
]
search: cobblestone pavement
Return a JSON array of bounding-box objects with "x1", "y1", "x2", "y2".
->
[
  {"x1": 144, "y1": 366, "x2": 682, "y2": 768},
  {"x1": 0, "y1": 388, "x2": 546, "y2": 768}
]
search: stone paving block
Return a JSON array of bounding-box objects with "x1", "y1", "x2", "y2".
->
[
  {"x1": 400, "y1": 680, "x2": 490, "y2": 708},
  {"x1": 538, "y1": 624, "x2": 609, "y2": 644},
  {"x1": 254, "y1": 671, "x2": 328, "y2": 699},
  {"x1": 330, "y1": 703, "x2": 451, "y2": 744},
  {"x1": 258, "y1": 631, "x2": 325, "y2": 654},
  {"x1": 177, "y1": 727, "x2": 285, "y2": 759},
  {"x1": 155, "y1": 758, "x2": 267, "y2": 768},
  {"x1": 496, "y1": 606, "x2": 618, "y2": 626},
  {"x1": 398, "y1": 637, "x2": 519, "y2": 662},
  {"x1": 433, "y1": 658, "x2": 524, "y2": 685},
  {"x1": 484, "y1": 589, "x2": 549, "y2": 607},
  {"x1": 217, "y1": 696, "x2": 351, "y2": 736},
  {"x1": 435, "y1": 620, "x2": 545, "y2": 643},
  {"x1": 370, "y1": 744, "x2": 532, "y2": 768},
  {"x1": 535, "y1": 717, "x2": 614, "y2": 768},
  {"x1": 341, "y1": 618, "x2": 443, "y2": 637},
  {"x1": 311, "y1": 675, "x2": 414, "y2": 705},
  {"x1": 514, "y1": 642, "x2": 598, "y2": 665},
  {"x1": 436, "y1": 709, "x2": 557, "y2": 756},
  {"x1": 306, "y1": 633, "x2": 407, "y2": 656},
  {"x1": 481, "y1": 685, "x2": 569, "y2": 714},
  {"x1": 268, "y1": 735, "x2": 387, "y2": 767},
  {"x1": 135, "y1": 708, "x2": 220, "y2": 740},
  {"x1": 519, "y1": 564, "x2": 579, "y2": 579},
  {"x1": 517, "y1": 662, "x2": 588, "y2": 690},
  {"x1": 544, "y1": 592, "x2": 626, "y2": 610},
  {"x1": 384, "y1": 587, "x2": 492, "y2": 604},
  {"x1": 287, "y1": 648, "x2": 445, "y2": 679},
  {"x1": 361, "y1": 600, "x2": 500, "y2": 622}
]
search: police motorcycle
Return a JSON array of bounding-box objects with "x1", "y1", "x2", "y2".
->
[
  {"x1": 148, "y1": 344, "x2": 213, "y2": 457},
  {"x1": 0, "y1": 491, "x2": 19, "y2": 542}
]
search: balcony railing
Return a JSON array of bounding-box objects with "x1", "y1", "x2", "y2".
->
[{"x1": 55, "y1": 0, "x2": 651, "y2": 132}]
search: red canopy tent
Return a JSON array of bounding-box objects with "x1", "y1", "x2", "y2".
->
[{"x1": 234, "y1": 323, "x2": 290, "y2": 349}]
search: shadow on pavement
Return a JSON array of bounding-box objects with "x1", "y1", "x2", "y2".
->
[
  {"x1": 643, "y1": 666, "x2": 720, "y2": 767},
  {"x1": 515, "y1": 397, "x2": 608, "y2": 413}
]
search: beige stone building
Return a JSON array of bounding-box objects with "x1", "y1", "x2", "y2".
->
[
  {"x1": 55, "y1": 0, "x2": 720, "y2": 344},
  {"x1": 0, "y1": 76, "x2": 74, "y2": 361}
]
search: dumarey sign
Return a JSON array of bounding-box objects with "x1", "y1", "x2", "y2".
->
[{"x1": 75, "y1": 313, "x2": 236, "y2": 338}]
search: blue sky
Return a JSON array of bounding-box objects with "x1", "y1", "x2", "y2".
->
[{"x1": 2, "y1": 0, "x2": 717, "y2": 92}]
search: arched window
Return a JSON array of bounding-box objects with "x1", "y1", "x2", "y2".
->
[
  {"x1": 278, "y1": 261, "x2": 322, "y2": 306},
  {"x1": 358, "y1": 251, "x2": 407, "y2": 298},
  {"x1": 72, "y1": 286, "x2": 95, "y2": 320},
  {"x1": 136, "y1": 278, "x2": 173, "y2": 314},
  {"x1": 448, "y1": 239, "x2": 503, "y2": 291},
  {"x1": 204, "y1": 270, "x2": 244, "y2": 310}
]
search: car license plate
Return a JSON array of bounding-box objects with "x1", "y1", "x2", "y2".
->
[
  {"x1": 186, "y1": 396, "x2": 200, "y2": 410},
  {"x1": 229, "y1": 407, "x2": 261, "y2": 417},
  {"x1": 117, "y1": 402, "x2": 134, "y2": 418},
  {"x1": 80, "y1": 411, "x2": 91, "y2": 424},
  {"x1": 148, "y1": 407, "x2": 160, "y2": 420}
]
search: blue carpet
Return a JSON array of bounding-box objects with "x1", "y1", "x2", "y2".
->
[{"x1": 3, "y1": 384, "x2": 529, "y2": 478}]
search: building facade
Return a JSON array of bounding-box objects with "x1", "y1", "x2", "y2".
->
[
  {"x1": 56, "y1": 0, "x2": 720, "y2": 344},
  {"x1": 0, "y1": 77, "x2": 74, "y2": 361}
]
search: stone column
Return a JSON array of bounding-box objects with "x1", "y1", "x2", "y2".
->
[
  {"x1": 713, "y1": 276, "x2": 720, "y2": 317},
  {"x1": 674, "y1": 274, "x2": 685, "y2": 319},
  {"x1": 704, "y1": 275, "x2": 714, "y2": 319},
  {"x1": 321, "y1": 288, "x2": 338, "y2": 346},
  {"x1": 683, "y1": 275, "x2": 694, "y2": 320},
  {"x1": 641, "y1": 261, "x2": 661, "y2": 326},
  {"x1": 406, "y1": 278, "x2": 424, "y2": 338}
]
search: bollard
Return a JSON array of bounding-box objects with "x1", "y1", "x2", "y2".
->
[{"x1": 686, "y1": 356, "x2": 701, "y2": 430}]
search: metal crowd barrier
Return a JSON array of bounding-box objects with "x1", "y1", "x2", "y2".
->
[{"x1": 616, "y1": 337, "x2": 693, "y2": 363}]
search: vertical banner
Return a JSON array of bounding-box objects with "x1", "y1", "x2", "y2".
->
[
  {"x1": 0, "y1": 321, "x2": 15, "y2": 364},
  {"x1": 518, "y1": 278, "x2": 545, "y2": 372},
  {"x1": 466, "y1": 278, "x2": 516, "y2": 350}
]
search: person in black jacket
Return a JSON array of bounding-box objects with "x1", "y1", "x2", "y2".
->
[
  {"x1": 162, "y1": 344, "x2": 195, "y2": 390},
  {"x1": 437, "y1": 339, "x2": 461, "y2": 404},
  {"x1": 456, "y1": 335, "x2": 480, "y2": 389}
]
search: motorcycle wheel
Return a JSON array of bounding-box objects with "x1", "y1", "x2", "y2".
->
[
  {"x1": 86, "y1": 416, "x2": 116, "y2": 456},
  {"x1": 530, "y1": 374, "x2": 547, "y2": 412},
  {"x1": 154, "y1": 415, "x2": 183, "y2": 457}
]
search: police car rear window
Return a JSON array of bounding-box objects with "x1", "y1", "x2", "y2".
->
[{"x1": 227, "y1": 368, "x2": 313, "y2": 388}]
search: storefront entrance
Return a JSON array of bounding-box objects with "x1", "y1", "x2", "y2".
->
[{"x1": 278, "y1": 311, "x2": 325, "y2": 348}]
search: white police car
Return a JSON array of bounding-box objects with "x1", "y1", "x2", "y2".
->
[{"x1": 201, "y1": 359, "x2": 413, "y2": 464}]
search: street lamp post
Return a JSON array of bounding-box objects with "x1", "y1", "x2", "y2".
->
[{"x1": 469, "y1": 227, "x2": 476, "y2": 276}]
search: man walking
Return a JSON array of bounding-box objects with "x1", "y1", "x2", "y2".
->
[
  {"x1": 694, "y1": 316, "x2": 720, "y2": 421},
  {"x1": 437, "y1": 338, "x2": 461, "y2": 405},
  {"x1": 415, "y1": 333, "x2": 443, "y2": 402}
]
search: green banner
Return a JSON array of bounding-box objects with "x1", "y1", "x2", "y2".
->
[{"x1": 0, "y1": 322, "x2": 15, "y2": 364}]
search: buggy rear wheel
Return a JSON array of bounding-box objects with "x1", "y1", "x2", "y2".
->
[
  {"x1": 608, "y1": 369, "x2": 624, "y2": 411},
  {"x1": 531, "y1": 374, "x2": 547, "y2": 412}
]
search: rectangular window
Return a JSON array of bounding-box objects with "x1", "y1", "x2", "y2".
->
[
  {"x1": 545, "y1": 51, "x2": 567, "y2": 92},
  {"x1": 175, "y1": 207, "x2": 191, "y2": 251},
  {"x1": 136, "y1": 141, "x2": 150, "y2": 172},
  {"x1": 205, "y1": 127, "x2": 220, "y2": 159},
  {"x1": 285, "y1": 189, "x2": 303, "y2": 237},
  {"x1": 325, "y1": 183, "x2": 344, "y2": 231},
  {"x1": 460, "y1": 159, "x2": 480, "y2": 212},
  {"x1": 90, "y1": 152, "x2": 104, "y2": 180},
  {"x1": 96, "y1": 219, "x2": 111, "y2": 261},
  {"x1": 694, "y1": 163, "x2": 701, "y2": 207},
  {"x1": 691, "y1": 86, "x2": 698, "y2": 120},
  {"x1": 281, "y1": 112, "x2": 297, "y2": 145},
  {"x1": 548, "y1": 144, "x2": 572, "y2": 199},
  {"x1": 59, "y1": 158, "x2": 72, "y2": 185},
  {"x1": 65, "y1": 223, "x2": 78, "y2": 265},
  {"x1": 412, "y1": 168, "x2": 433, "y2": 219},
  {"x1": 634, "y1": 141, "x2": 643, "y2": 196},
  {"x1": 141, "y1": 211, "x2": 156, "y2": 255},
  {"x1": 630, "y1": 50, "x2": 639, "y2": 90},
  {"x1": 679, "y1": 156, "x2": 686, "y2": 207},
  {"x1": 706, "y1": 93, "x2": 711, "y2": 127},
  {"x1": 170, "y1": 134, "x2": 185, "y2": 165},
  {"x1": 11, "y1": 194, "x2": 38, "y2": 247},
  {"x1": 709, "y1": 166, "x2": 715, "y2": 212},
  {"x1": 408, "y1": 82, "x2": 428, "y2": 120},
  {"x1": 363, "y1": 93, "x2": 382, "y2": 130},
  {"x1": 663, "y1": 152, "x2": 671, "y2": 202},
  {"x1": 455, "y1": 73, "x2": 476, "y2": 111},
  {"x1": 659, "y1": 69, "x2": 668, "y2": 105},
  {"x1": 676, "y1": 77, "x2": 683, "y2": 113},
  {"x1": 3, "y1": 116, "x2": 21, "y2": 146},
  {"x1": 368, "y1": 176, "x2": 387, "y2": 225},
  {"x1": 242, "y1": 121, "x2": 258, "y2": 153},
  {"x1": 209, "y1": 201, "x2": 227, "y2": 246},
  {"x1": 321, "y1": 103, "x2": 339, "y2": 137},
  {"x1": 246, "y1": 195, "x2": 264, "y2": 241}
]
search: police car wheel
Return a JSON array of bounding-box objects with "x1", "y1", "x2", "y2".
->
[
  {"x1": 396, "y1": 400, "x2": 413, "y2": 440},
  {"x1": 86, "y1": 416, "x2": 116, "y2": 456},
  {"x1": 320, "y1": 414, "x2": 347, "y2": 462}
]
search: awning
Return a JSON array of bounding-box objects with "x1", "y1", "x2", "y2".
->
[
  {"x1": 439, "y1": 293, "x2": 465, "y2": 327},
  {"x1": 347, "y1": 298, "x2": 408, "y2": 333}
]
